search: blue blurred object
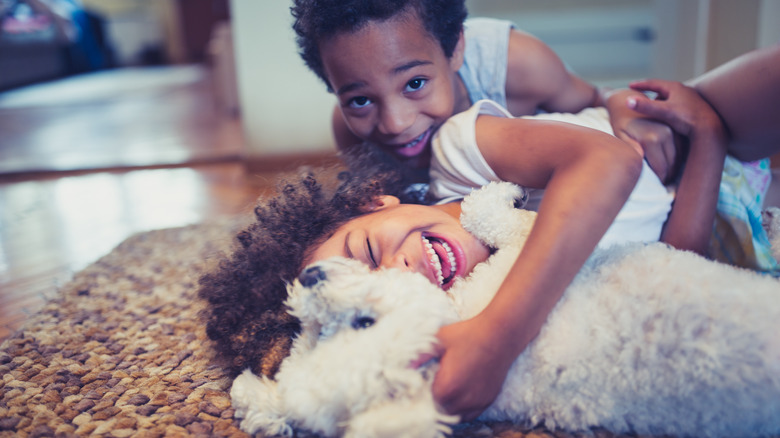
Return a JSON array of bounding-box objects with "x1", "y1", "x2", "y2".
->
[{"x1": 0, "y1": 0, "x2": 114, "y2": 90}]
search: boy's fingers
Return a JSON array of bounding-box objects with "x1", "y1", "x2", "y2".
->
[
  {"x1": 627, "y1": 96, "x2": 668, "y2": 119},
  {"x1": 627, "y1": 96, "x2": 689, "y2": 137},
  {"x1": 629, "y1": 79, "x2": 671, "y2": 100}
]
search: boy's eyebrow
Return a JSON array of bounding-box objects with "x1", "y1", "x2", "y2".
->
[
  {"x1": 392, "y1": 60, "x2": 432, "y2": 74},
  {"x1": 334, "y1": 60, "x2": 433, "y2": 95},
  {"x1": 336, "y1": 82, "x2": 365, "y2": 96}
]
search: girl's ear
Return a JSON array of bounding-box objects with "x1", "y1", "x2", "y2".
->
[
  {"x1": 450, "y1": 30, "x2": 465, "y2": 71},
  {"x1": 360, "y1": 195, "x2": 400, "y2": 212}
]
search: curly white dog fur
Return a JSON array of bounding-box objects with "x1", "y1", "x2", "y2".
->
[{"x1": 231, "y1": 182, "x2": 780, "y2": 438}]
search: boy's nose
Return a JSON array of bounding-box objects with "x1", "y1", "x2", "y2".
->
[{"x1": 377, "y1": 103, "x2": 414, "y2": 136}]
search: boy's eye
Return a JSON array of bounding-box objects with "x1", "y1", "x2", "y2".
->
[
  {"x1": 348, "y1": 96, "x2": 372, "y2": 109},
  {"x1": 405, "y1": 78, "x2": 426, "y2": 92}
]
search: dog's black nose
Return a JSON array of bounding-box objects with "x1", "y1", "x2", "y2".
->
[{"x1": 299, "y1": 266, "x2": 326, "y2": 287}]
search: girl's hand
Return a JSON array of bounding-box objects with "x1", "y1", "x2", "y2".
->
[{"x1": 431, "y1": 314, "x2": 519, "y2": 421}]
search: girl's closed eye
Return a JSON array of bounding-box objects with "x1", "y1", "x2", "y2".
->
[{"x1": 366, "y1": 238, "x2": 379, "y2": 268}]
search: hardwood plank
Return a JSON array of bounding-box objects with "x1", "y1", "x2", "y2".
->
[{"x1": 0, "y1": 66, "x2": 272, "y2": 343}]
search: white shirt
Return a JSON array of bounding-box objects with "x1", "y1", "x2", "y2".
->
[{"x1": 430, "y1": 100, "x2": 675, "y2": 248}]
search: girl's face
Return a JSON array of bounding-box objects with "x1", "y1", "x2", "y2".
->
[
  {"x1": 307, "y1": 197, "x2": 491, "y2": 290},
  {"x1": 319, "y1": 12, "x2": 467, "y2": 169}
]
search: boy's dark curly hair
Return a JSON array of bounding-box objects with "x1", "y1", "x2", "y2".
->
[
  {"x1": 291, "y1": 0, "x2": 468, "y2": 89},
  {"x1": 198, "y1": 149, "x2": 423, "y2": 378}
]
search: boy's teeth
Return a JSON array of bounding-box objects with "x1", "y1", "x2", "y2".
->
[
  {"x1": 422, "y1": 236, "x2": 457, "y2": 286},
  {"x1": 403, "y1": 132, "x2": 425, "y2": 148}
]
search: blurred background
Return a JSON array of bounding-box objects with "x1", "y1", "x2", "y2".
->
[{"x1": 0, "y1": 0, "x2": 778, "y2": 338}]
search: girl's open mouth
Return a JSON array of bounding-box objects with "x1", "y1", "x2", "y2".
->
[{"x1": 421, "y1": 233, "x2": 464, "y2": 290}]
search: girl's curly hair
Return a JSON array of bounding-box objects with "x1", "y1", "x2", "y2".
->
[
  {"x1": 291, "y1": 0, "x2": 467, "y2": 89},
  {"x1": 198, "y1": 148, "x2": 422, "y2": 378}
]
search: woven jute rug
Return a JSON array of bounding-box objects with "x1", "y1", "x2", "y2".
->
[
  {"x1": 0, "y1": 219, "x2": 249, "y2": 438},
  {"x1": 0, "y1": 219, "x2": 629, "y2": 438}
]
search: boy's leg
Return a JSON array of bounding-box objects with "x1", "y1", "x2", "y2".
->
[{"x1": 688, "y1": 44, "x2": 780, "y2": 162}]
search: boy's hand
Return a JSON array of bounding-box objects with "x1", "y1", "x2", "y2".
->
[
  {"x1": 627, "y1": 79, "x2": 726, "y2": 142},
  {"x1": 604, "y1": 89, "x2": 679, "y2": 183},
  {"x1": 431, "y1": 314, "x2": 517, "y2": 421}
]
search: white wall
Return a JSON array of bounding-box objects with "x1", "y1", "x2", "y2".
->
[
  {"x1": 230, "y1": 0, "x2": 335, "y2": 158},
  {"x1": 466, "y1": 0, "x2": 655, "y2": 88},
  {"x1": 653, "y1": 0, "x2": 773, "y2": 81},
  {"x1": 758, "y1": 0, "x2": 780, "y2": 48}
]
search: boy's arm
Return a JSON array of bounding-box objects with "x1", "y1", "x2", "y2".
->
[
  {"x1": 628, "y1": 79, "x2": 728, "y2": 254},
  {"x1": 433, "y1": 117, "x2": 643, "y2": 420},
  {"x1": 504, "y1": 29, "x2": 596, "y2": 115},
  {"x1": 504, "y1": 30, "x2": 680, "y2": 183}
]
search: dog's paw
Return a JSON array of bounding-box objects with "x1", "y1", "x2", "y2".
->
[
  {"x1": 231, "y1": 369, "x2": 293, "y2": 436},
  {"x1": 345, "y1": 396, "x2": 457, "y2": 438}
]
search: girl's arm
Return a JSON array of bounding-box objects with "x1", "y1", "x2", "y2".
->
[
  {"x1": 628, "y1": 79, "x2": 728, "y2": 255},
  {"x1": 433, "y1": 117, "x2": 643, "y2": 420},
  {"x1": 687, "y1": 44, "x2": 780, "y2": 162}
]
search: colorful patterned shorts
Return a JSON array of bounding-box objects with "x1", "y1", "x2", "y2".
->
[{"x1": 709, "y1": 157, "x2": 778, "y2": 274}]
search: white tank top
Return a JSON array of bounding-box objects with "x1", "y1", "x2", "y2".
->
[{"x1": 430, "y1": 99, "x2": 675, "y2": 249}]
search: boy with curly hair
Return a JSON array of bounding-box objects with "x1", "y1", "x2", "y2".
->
[{"x1": 290, "y1": 0, "x2": 677, "y2": 181}]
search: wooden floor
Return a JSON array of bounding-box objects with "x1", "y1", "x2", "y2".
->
[
  {"x1": 0, "y1": 66, "x2": 275, "y2": 341},
  {"x1": 2, "y1": 66, "x2": 779, "y2": 344}
]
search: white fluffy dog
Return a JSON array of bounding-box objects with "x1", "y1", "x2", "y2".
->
[{"x1": 231, "y1": 182, "x2": 780, "y2": 438}]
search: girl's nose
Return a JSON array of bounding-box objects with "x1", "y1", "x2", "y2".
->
[
  {"x1": 383, "y1": 253, "x2": 411, "y2": 271},
  {"x1": 377, "y1": 102, "x2": 414, "y2": 136}
]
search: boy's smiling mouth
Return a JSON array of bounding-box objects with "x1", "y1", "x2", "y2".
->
[{"x1": 389, "y1": 129, "x2": 432, "y2": 158}]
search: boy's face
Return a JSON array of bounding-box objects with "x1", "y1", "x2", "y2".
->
[
  {"x1": 307, "y1": 197, "x2": 490, "y2": 290},
  {"x1": 319, "y1": 12, "x2": 465, "y2": 168}
]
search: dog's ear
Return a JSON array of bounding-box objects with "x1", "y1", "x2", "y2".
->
[
  {"x1": 285, "y1": 280, "x2": 325, "y2": 343},
  {"x1": 460, "y1": 182, "x2": 536, "y2": 249}
]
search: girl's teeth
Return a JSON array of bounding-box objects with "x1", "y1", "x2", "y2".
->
[
  {"x1": 424, "y1": 238, "x2": 443, "y2": 285},
  {"x1": 423, "y1": 236, "x2": 457, "y2": 286}
]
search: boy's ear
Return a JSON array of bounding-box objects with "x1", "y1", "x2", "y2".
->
[
  {"x1": 450, "y1": 30, "x2": 465, "y2": 71},
  {"x1": 360, "y1": 195, "x2": 400, "y2": 213}
]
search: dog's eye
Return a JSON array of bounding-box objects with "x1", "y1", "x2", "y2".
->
[{"x1": 351, "y1": 316, "x2": 375, "y2": 330}]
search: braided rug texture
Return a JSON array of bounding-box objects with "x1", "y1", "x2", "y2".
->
[
  {"x1": 0, "y1": 220, "x2": 250, "y2": 438},
  {"x1": 0, "y1": 220, "x2": 628, "y2": 438}
]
